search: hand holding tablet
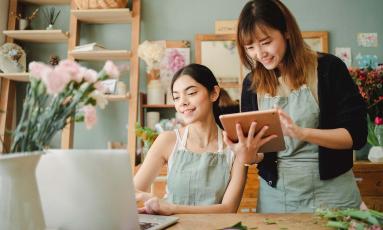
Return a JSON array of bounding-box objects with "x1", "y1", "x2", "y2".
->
[{"x1": 219, "y1": 109, "x2": 286, "y2": 153}]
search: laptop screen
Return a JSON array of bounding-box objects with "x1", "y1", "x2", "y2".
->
[{"x1": 36, "y1": 149, "x2": 140, "y2": 230}]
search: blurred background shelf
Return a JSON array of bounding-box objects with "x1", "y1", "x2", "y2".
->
[
  {"x1": 71, "y1": 9, "x2": 132, "y2": 24},
  {"x1": 0, "y1": 73, "x2": 30, "y2": 82},
  {"x1": 3, "y1": 30, "x2": 69, "y2": 43},
  {"x1": 69, "y1": 50, "x2": 131, "y2": 61}
]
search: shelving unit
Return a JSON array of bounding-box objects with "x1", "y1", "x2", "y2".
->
[
  {"x1": 3, "y1": 30, "x2": 69, "y2": 43},
  {"x1": 71, "y1": 9, "x2": 132, "y2": 24},
  {"x1": 0, "y1": 73, "x2": 30, "y2": 82},
  {"x1": 105, "y1": 93, "x2": 130, "y2": 102},
  {"x1": 1, "y1": 0, "x2": 72, "y2": 152},
  {"x1": 61, "y1": 0, "x2": 142, "y2": 170},
  {"x1": 68, "y1": 50, "x2": 131, "y2": 61},
  {"x1": 142, "y1": 104, "x2": 174, "y2": 108}
]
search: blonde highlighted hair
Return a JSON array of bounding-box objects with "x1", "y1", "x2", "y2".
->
[{"x1": 237, "y1": 0, "x2": 317, "y2": 96}]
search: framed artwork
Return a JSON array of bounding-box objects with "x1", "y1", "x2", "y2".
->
[
  {"x1": 195, "y1": 34, "x2": 245, "y2": 101},
  {"x1": 302, "y1": 31, "x2": 329, "y2": 53},
  {"x1": 159, "y1": 40, "x2": 191, "y2": 104}
]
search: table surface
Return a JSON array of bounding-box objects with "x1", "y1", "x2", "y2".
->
[{"x1": 167, "y1": 213, "x2": 332, "y2": 229}]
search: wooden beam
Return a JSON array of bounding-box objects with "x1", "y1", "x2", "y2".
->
[
  {"x1": 0, "y1": 0, "x2": 18, "y2": 153},
  {"x1": 128, "y1": 0, "x2": 141, "y2": 169},
  {"x1": 61, "y1": 0, "x2": 80, "y2": 149}
]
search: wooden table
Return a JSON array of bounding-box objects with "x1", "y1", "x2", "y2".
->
[{"x1": 168, "y1": 213, "x2": 331, "y2": 229}]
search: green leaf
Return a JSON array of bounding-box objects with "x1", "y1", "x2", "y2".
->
[
  {"x1": 263, "y1": 218, "x2": 277, "y2": 225},
  {"x1": 220, "y1": 221, "x2": 249, "y2": 230}
]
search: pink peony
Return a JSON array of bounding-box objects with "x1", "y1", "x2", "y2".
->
[
  {"x1": 82, "y1": 105, "x2": 97, "y2": 129},
  {"x1": 375, "y1": 116, "x2": 383, "y2": 125},
  {"x1": 29, "y1": 62, "x2": 52, "y2": 80},
  {"x1": 41, "y1": 67, "x2": 71, "y2": 95},
  {"x1": 103, "y1": 60, "x2": 120, "y2": 79}
]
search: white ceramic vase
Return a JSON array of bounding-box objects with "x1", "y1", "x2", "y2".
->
[
  {"x1": 147, "y1": 79, "x2": 165, "y2": 104},
  {"x1": 0, "y1": 152, "x2": 45, "y2": 230},
  {"x1": 368, "y1": 146, "x2": 383, "y2": 162}
]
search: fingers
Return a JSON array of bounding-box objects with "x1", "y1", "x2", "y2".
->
[
  {"x1": 236, "y1": 123, "x2": 246, "y2": 143},
  {"x1": 259, "y1": 134, "x2": 277, "y2": 147},
  {"x1": 254, "y1": 125, "x2": 269, "y2": 142},
  {"x1": 247, "y1": 122, "x2": 257, "y2": 145}
]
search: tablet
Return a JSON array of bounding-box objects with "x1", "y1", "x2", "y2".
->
[{"x1": 219, "y1": 109, "x2": 285, "y2": 153}]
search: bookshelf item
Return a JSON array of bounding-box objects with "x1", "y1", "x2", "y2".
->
[{"x1": 73, "y1": 42, "x2": 105, "y2": 52}]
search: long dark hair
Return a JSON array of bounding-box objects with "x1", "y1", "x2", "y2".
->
[
  {"x1": 170, "y1": 63, "x2": 222, "y2": 127},
  {"x1": 237, "y1": 0, "x2": 316, "y2": 96}
]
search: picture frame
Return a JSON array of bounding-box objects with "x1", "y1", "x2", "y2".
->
[
  {"x1": 195, "y1": 34, "x2": 244, "y2": 101},
  {"x1": 302, "y1": 31, "x2": 329, "y2": 53}
]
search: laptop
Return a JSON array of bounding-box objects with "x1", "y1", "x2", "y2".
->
[{"x1": 36, "y1": 149, "x2": 178, "y2": 230}]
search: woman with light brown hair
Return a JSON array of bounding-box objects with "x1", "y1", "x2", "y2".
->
[{"x1": 223, "y1": 0, "x2": 367, "y2": 213}]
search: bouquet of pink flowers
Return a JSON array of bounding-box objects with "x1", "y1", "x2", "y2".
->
[
  {"x1": 10, "y1": 60, "x2": 120, "y2": 153},
  {"x1": 349, "y1": 65, "x2": 383, "y2": 146}
]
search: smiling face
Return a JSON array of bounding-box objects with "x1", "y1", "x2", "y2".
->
[
  {"x1": 244, "y1": 26, "x2": 287, "y2": 71},
  {"x1": 172, "y1": 75, "x2": 218, "y2": 125}
]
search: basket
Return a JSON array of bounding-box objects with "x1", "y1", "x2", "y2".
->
[{"x1": 74, "y1": 0, "x2": 128, "y2": 9}]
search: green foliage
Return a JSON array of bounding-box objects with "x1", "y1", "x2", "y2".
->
[
  {"x1": 43, "y1": 7, "x2": 61, "y2": 25},
  {"x1": 135, "y1": 123, "x2": 158, "y2": 146},
  {"x1": 316, "y1": 208, "x2": 383, "y2": 229}
]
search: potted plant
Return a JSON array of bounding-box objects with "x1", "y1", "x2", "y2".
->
[
  {"x1": 12, "y1": 8, "x2": 39, "y2": 30},
  {"x1": 0, "y1": 59, "x2": 120, "y2": 230},
  {"x1": 350, "y1": 65, "x2": 383, "y2": 162},
  {"x1": 42, "y1": 7, "x2": 61, "y2": 30}
]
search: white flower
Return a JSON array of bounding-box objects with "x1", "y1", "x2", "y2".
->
[
  {"x1": 90, "y1": 90, "x2": 108, "y2": 109},
  {"x1": 138, "y1": 40, "x2": 165, "y2": 73}
]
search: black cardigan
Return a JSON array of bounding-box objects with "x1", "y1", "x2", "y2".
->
[{"x1": 241, "y1": 53, "x2": 367, "y2": 187}]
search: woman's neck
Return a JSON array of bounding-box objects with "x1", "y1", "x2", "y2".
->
[{"x1": 188, "y1": 118, "x2": 218, "y2": 149}]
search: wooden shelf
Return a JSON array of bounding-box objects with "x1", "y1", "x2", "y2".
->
[
  {"x1": 19, "y1": 0, "x2": 70, "y2": 4},
  {"x1": 3, "y1": 30, "x2": 68, "y2": 43},
  {"x1": 72, "y1": 9, "x2": 132, "y2": 24},
  {"x1": 105, "y1": 93, "x2": 130, "y2": 102},
  {"x1": 68, "y1": 50, "x2": 131, "y2": 61},
  {"x1": 0, "y1": 73, "x2": 30, "y2": 82},
  {"x1": 142, "y1": 104, "x2": 175, "y2": 108}
]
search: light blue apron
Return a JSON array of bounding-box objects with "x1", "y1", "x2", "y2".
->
[
  {"x1": 257, "y1": 84, "x2": 361, "y2": 213},
  {"x1": 166, "y1": 126, "x2": 234, "y2": 205}
]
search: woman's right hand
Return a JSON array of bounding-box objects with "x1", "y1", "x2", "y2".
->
[{"x1": 223, "y1": 122, "x2": 277, "y2": 165}]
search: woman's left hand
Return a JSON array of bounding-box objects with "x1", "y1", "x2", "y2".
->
[
  {"x1": 137, "y1": 197, "x2": 175, "y2": 216},
  {"x1": 278, "y1": 109, "x2": 306, "y2": 140}
]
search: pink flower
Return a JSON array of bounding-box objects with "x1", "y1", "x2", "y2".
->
[
  {"x1": 82, "y1": 105, "x2": 97, "y2": 129},
  {"x1": 375, "y1": 116, "x2": 383, "y2": 125},
  {"x1": 41, "y1": 67, "x2": 71, "y2": 95},
  {"x1": 57, "y1": 60, "x2": 82, "y2": 82},
  {"x1": 29, "y1": 62, "x2": 52, "y2": 80},
  {"x1": 94, "y1": 82, "x2": 107, "y2": 93},
  {"x1": 80, "y1": 67, "x2": 98, "y2": 83},
  {"x1": 103, "y1": 60, "x2": 120, "y2": 79},
  {"x1": 167, "y1": 49, "x2": 185, "y2": 73}
]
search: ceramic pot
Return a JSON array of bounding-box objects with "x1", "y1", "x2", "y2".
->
[
  {"x1": 0, "y1": 152, "x2": 45, "y2": 230},
  {"x1": 368, "y1": 146, "x2": 383, "y2": 162}
]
